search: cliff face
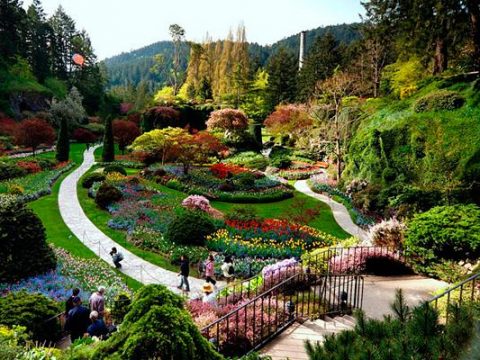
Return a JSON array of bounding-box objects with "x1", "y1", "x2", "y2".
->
[{"x1": 9, "y1": 92, "x2": 51, "y2": 119}]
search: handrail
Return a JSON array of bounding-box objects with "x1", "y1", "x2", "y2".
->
[{"x1": 429, "y1": 272, "x2": 480, "y2": 303}]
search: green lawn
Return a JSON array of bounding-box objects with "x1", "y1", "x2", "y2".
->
[
  {"x1": 76, "y1": 174, "x2": 196, "y2": 276},
  {"x1": 28, "y1": 143, "x2": 143, "y2": 290}
]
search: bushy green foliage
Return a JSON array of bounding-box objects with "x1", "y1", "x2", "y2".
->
[
  {"x1": 414, "y1": 90, "x2": 465, "y2": 112},
  {"x1": 95, "y1": 182, "x2": 122, "y2": 209},
  {"x1": 103, "y1": 164, "x2": 127, "y2": 176},
  {"x1": 0, "y1": 162, "x2": 26, "y2": 181},
  {"x1": 0, "y1": 195, "x2": 56, "y2": 282},
  {"x1": 233, "y1": 172, "x2": 256, "y2": 188},
  {"x1": 305, "y1": 291, "x2": 475, "y2": 360},
  {"x1": 381, "y1": 58, "x2": 425, "y2": 98},
  {"x1": 81, "y1": 172, "x2": 106, "y2": 189},
  {"x1": 111, "y1": 293, "x2": 131, "y2": 324},
  {"x1": 102, "y1": 117, "x2": 115, "y2": 162},
  {"x1": 405, "y1": 205, "x2": 480, "y2": 267},
  {"x1": 165, "y1": 210, "x2": 216, "y2": 246},
  {"x1": 0, "y1": 292, "x2": 61, "y2": 343},
  {"x1": 223, "y1": 152, "x2": 268, "y2": 170},
  {"x1": 89, "y1": 284, "x2": 222, "y2": 360}
]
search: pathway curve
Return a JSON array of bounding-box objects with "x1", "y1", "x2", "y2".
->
[
  {"x1": 58, "y1": 146, "x2": 209, "y2": 295},
  {"x1": 294, "y1": 180, "x2": 369, "y2": 242}
]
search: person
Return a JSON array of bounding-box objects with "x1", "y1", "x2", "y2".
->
[
  {"x1": 177, "y1": 255, "x2": 190, "y2": 293},
  {"x1": 202, "y1": 283, "x2": 217, "y2": 306},
  {"x1": 221, "y1": 256, "x2": 235, "y2": 283},
  {"x1": 65, "y1": 288, "x2": 80, "y2": 316},
  {"x1": 204, "y1": 254, "x2": 216, "y2": 286},
  {"x1": 110, "y1": 247, "x2": 123, "y2": 268},
  {"x1": 87, "y1": 311, "x2": 109, "y2": 339},
  {"x1": 89, "y1": 286, "x2": 106, "y2": 318},
  {"x1": 65, "y1": 297, "x2": 90, "y2": 342}
]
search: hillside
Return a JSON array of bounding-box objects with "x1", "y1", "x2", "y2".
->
[
  {"x1": 343, "y1": 75, "x2": 480, "y2": 216},
  {"x1": 102, "y1": 23, "x2": 360, "y2": 90}
]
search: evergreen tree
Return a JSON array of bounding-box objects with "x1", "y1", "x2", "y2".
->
[
  {"x1": 297, "y1": 32, "x2": 343, "y2": 101},
  {"x1": 266, "y1": 47, "x2": 297, "y2": 109},
  {"x1": 56, "y1": 115, "x2": 69, "y2": 161},
  {"x1": 49, "y1": 5, "x2": 76, "y2": 80},
  {"x1": 102, "y1": 116, "x2": 115, "y2": 162},
  {"x1": 0, "y1": 0, "x2": 27, "y2": 64}
]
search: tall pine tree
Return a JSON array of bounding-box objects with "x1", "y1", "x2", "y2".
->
[{"x1": 266, "y1": 47, "x2": 297, "y2": 109}]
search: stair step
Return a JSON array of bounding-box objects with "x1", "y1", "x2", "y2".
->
[{"x1": 334, "y1": 316, "x2": 356, "y2": 328}]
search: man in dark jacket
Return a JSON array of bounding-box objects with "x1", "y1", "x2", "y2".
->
[
  {"x1": 66, "y1": 297, "x2": 90, "y2": 341},
  {"x1": 65, "y1": 288, "x2": 80, "y2": 316},
  {"x1": 177, "y1": 255, "x2": 190, "y2": 292},
  {"x1": 87, "y1": 311, "x2": 109, "y2": 339}
]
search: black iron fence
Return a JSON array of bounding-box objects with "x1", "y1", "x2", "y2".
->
[
  {"x1": 202, "y1": 271, "x2": 364, "y2": 357},
  {"x1": 429, "y1": 272, "x2": 480, "y2": 323}
]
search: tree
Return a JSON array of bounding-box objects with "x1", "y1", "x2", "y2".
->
[
  {"x1": 130, "y1": 127, "x2": 185, "y2": 165},
  {"x1": 15, "y1": 118, "x2": 55, "y2": 155},
  {"x1": 266, "y1": 47, "x2": 298, "y2": 108},
  {"x1": 143, "y1": 106, "x2": 181, "y2": 130},
  {"x1": 102, "y1": 116, "x2": 114, "y2": 162},
  {"x1": 466, "y1": 0, "x2": 480, "y2": 71},
  {"x1": 169, "y1": 24, "x2": 185, "y2": 95},
  {"x1": 73, "y1": 127, "x2": 97, "y2": 146},
  {"x1": 51, "y1": 87, "x2": 86, "y2": 161},
  {"x1": 206, "y1": 108, "x2": 249, "y2": 137},
  {"x1": 263, "y1": 104, "x2": 313, "y2": 143},
  {"x1": 314, "y1": 70, "x2": 360, "y2": 182},
  {"x1": 112, "y1": 119, "x2": 140, "y2": 154},
  {"x1": 0, "y1": 115, "x2": 17, "y2": 136},
  {"x1": 0, "y1": 0, "x2": 27, "y2": 64}
]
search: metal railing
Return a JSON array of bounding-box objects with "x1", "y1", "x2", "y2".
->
[
  {"x1": 202, "y1": 271, "x2": 364, "y2": 357},
  {"x1": 429, "y1": 271, "x2": 480, "y2": 322}
]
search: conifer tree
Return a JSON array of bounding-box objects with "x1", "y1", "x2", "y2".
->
[
  {"x1": 266, "y1": 47, "x2": 298, "y2": 109},
  {"x1": 102, "y1": 116, "x2": 115, "y2": 162}
]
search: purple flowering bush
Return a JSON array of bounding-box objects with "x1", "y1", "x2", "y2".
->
[{"x1": 329, "y1": 247, "x2": 402, "y2": 274}]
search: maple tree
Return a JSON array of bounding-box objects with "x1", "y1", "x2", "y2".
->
[{"x1": 15, "y1": 118, "x2": 55, "y2": 155}]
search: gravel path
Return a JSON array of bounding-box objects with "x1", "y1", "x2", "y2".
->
[
  {"x1": 294, "y1": 180, "x2": 369, "y2": 242},
  {"x1": 58, "y1": 146, "x2": 211, "y2": 296}
]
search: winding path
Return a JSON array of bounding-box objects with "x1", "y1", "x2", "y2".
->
[
  {"x1": 294, "y1": 180, "x2": 369, "y2": 242},
  {"x1": 58, "y1": 146, "x2": 208, "y2": 295}
]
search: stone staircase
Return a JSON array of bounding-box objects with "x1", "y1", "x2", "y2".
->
[{"x1": 260, "y1": 315, "x2": 356, "y2": 360}]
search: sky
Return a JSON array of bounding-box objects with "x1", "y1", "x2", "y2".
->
[{"x1": 23, "y1": 0, "x2": 365, "y2": 60}]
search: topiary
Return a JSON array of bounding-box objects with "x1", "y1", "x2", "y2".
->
[
  {"x1": 0, "y1": 292, "x2": 61, "y2": 343},
  {"x1": 413, "y1": 90, "x2": 465, "y2": 112},
  {"x1": 95, "y1": 182, "x2": 122, "y2": 209},
  {"x1": 81, "y1": 172, "x2": 106, "y2": 188},
  {"x1": 90, "y1": 285, "x2": 222, "y2": 360},
  {"x1": 103, "y1": 164, "x2": 127, "y2": 176},
  {"x1": 233, "y1": 172, "x2": 256, "y2": 188},
  {"x1": 0, "y1": 195, "x2": 56, "y2": 282},
  {"x1": 165, "y1": 210, "x2": 216, "y2": 246},
  {"x1": 405, "y1": 204, "x2": 480, "y2": 268}
]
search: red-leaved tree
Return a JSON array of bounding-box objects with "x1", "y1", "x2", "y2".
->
[
  {"x1": 264, "y1": 104, "x2": 313, "y2": 142},
  {"x1": 0, "y1": 115, "x2": 17, "y2": 137},
  {"x1": 206, "y1": 109, "x2": 249, "y2": 137},
  {"x1": 15, "y1": 118, "x2": 56, "y2": 155},
  {"x1": 112, "y1": 120, "x2": 140, "y2": 154},
  {"x1": 73, "y1": 128, "x2": 98, "y2": 145},
  {"x1": 143, "y1": 106, "x2": 181, "y2": 129}
]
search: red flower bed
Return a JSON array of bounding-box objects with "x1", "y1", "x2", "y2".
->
[
  {"x1": 210, "y1": 163, "x2": 249, "y2": 179},
  {"x1": 17, "y1": 161, "x2": 41, "y2": 173}
]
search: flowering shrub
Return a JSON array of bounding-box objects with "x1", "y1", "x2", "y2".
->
[
  {"x1": 368, "y1": 218, "x2": 406, "y2": 249},
  {"x1": 329, "y1": 247, "x2": 402, "y2": 274},
  {"x1": 182, "y1": 195, "x2": 211, "y2": 212},
  {"x1": 210, "y1": 163, "x2": 249, "y2": 179},
  {"x1": 206, "y1": 219, "x2": 338, "y2": 258},
  {"x1": 17, "y1": 161, "x2": 41, "y2": 174}
]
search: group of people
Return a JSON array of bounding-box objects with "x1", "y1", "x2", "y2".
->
[
  {"x1": 65, "y1": 286, "x2": 112, "y2": 342},
  {"x1": 177, "y1": 254, "x2": 235, "y2": 302}
]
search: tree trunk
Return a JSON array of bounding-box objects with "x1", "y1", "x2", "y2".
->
[
  {"x1": 467, "y1": 0, "x2": 480, "y2": 71},
  {"x1": 433, "y1": 37, "x2": 448, "y2": 74},
  {"x1": 334, "y1": 103, "x2": 342, "y2": 182}
]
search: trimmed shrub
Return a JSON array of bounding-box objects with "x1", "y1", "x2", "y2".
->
[
  {"x1": 0, "y1": 292, "x2": 61, "y2": 343},
  {"x1": 0, "y1": 195, "x2": 56, "y2": 282},
  {"x1": 414, "y1": 90, "x2": 465, "y2": 112},
  {"x1": 368, "y1": 218, "x2": 406, "y2": 249},
  {"x1": 103, "y1": 164, "x2": 127, "y2": 176},
  {"x1": 270, "y1": 156, "x2": 291, "y2": 169},
  {"x1": 224, "y1": 151, "x2": 268, "y2": 170},
  {"x1": 81, "y1": 172, "x2": 106, "y2": 188},
  {"x1": 233, "y1": 172, "x2": 256, "y2": 188},
  {"x1": 90, "y1": 285, "x2": 222, "y2": 360},
  {"x1": 165, "y1": 210, "x2": 216, "y2": 246},
  {"x1": 0, "y1": 162, "x2": 26, "y2": 180},
  {"x1": 95, "y1": 182, "x2": 122, "y2": 209},
  {"x1": 405, "y1": 204, "x2": 480, "y2": 267}
]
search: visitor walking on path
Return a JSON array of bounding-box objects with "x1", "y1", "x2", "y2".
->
[
  {"x1": 221, "y1": 256, "x2": 235, "y2": 283},
  {"x1": 204, "y1": 254, "x2": 216, "y2": 286},
  {"x1": 202, "y1": 283, "x2": 217, "y2": 306},
  {"x1": 66, "y1": 297, "x2": 90, "y2": 342},
  {"x1": 110, "y1": 247, "x2": 123, "y2": 268},
  {"x1": 177, "y1": 255, "x2": 190, "y2": 293},
  {"x1": 87, "y1": 311, "x2": 109, "y2": 339},
  {"x1": 65, "y1": 288, "x2": 80, "y2": 316},
  {"x1": 89, "y1": 286, "x2": 105, "y2": 318}
]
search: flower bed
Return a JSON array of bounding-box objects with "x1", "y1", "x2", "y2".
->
[
  {"x1": 0, "y1": 162, "x2": 74, "y2": 202},
  {"x1": 0, "y1": 247, "x2": 130, "y2": 306},
  {"x1": 206, "y1": 219, "x2": 338, "y2": 258},
  {"x1": 307, "y1": 178, "x2": 375, "y2": 227},
  {"x1": 329, "y1": 247, "x2": 402, "y2": 274}
]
